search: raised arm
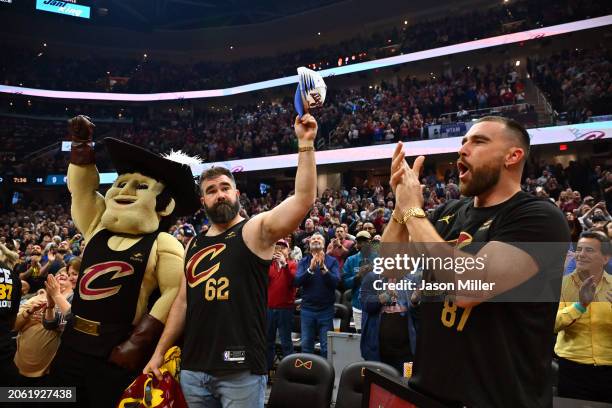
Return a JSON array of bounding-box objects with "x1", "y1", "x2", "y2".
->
[
  {"x1": 392, "y1": 147, "x2": 565, "y2": 307},
  {"x1": 381, "y1": 143, "x2": 418, "y2": 244},
  {"x1": 245, "y1": 114, "x2": 318, "y2": 254},
  {"x1": 66, "y1": 116, "x2": 106, "y2": 240},
  {"x1": 555, "y1": 276, "x2": 595, "y2": 333}
]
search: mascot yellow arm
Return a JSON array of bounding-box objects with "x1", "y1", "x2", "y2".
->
[
  {"x1": 148, "y1": 232, "x2": 184, "y2": 323},
  {"x1": 67, "y1": 163, "x2": 106, "y2": 240}
]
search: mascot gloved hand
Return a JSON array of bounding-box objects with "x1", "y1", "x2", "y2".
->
[
  {"x1": 68, "y1": 115, "x2": 95, "y2": 165},
  {"x1": 109, "y1": 313, "x2": 164, "y2": 372}
]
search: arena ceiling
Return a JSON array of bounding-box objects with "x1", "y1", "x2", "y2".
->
[
  {"x1": 3, "y1": 0, "x2": 478, "y2": 31},
  {"x1": 101, "y1": 0, "x2": 347, "y2": 29},
  {"x1": 0, "y1": 0, "x2": 489, "y2": 57}
]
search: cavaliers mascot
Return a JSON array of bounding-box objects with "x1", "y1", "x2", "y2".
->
[{"x1": 49, "y1": 115, "x2": 200, "y2": 408}]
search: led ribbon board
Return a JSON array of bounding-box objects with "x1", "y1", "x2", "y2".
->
[
  {"x1": 1, "y1": 15, "x2": 610, "y2": 101},
  {"x1": 35, "y1": 0, "x2": 91, "y2": 19},
  {"x1": 194, "y1": 121, "x2": 611, "y2": 174}
]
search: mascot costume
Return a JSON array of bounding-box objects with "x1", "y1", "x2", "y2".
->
[{"x1": 50, "y1": 115, "x2": 200, "y2": 408}]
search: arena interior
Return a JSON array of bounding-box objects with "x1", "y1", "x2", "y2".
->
[{"x1": 0, "y1": 0, "x2": 611, "y2": 407}]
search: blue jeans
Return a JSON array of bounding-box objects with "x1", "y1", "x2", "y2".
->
[
  {"x1": 300, "y1": 306, "x2": 334, "y2": 358},
  {"x1": 179, "y1": 370, "x2": 266, "y2": 408},
  {"x1": 267, "y1": 308, "x2": 294, "y2": 370}
]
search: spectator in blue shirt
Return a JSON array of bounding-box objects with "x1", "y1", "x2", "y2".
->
[
  {"x1": 294, "y1": 233, "x2": 340, "y2": 358},
  {"x1": 342, "y1": 231, "x2": 377, "y2": 332}
]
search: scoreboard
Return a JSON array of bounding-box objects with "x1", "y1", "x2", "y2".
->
[
  {"x1": 0, "y1": 173, "x2": 117, "y2": 186},
  {"x1": 35, "y1": 0, "x2": 91, "y2": 19}
]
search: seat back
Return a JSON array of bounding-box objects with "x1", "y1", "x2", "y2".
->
[
  {"x1": 268, "y1": 353, "x2": 335, "y2": 408},
  {"x1": 335, "y1": 361, "x2": 399, "y2": 408},
  {"x1": 335, "y1": 289, "x2": 342, "y2": 304},
  {"x1": 334, "y1": 303, "x2": 351, "y2": 333},
  {"x1": 342, "y1": 289, "x2": 352, "y2": 307}
]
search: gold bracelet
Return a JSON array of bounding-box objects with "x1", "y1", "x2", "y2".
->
[
  {"x1": 298, "y1": 146, "x2": 315, "y2": 153},
  {"x1": 391, "y1": 210, "x2": 404, "y2": 225}
]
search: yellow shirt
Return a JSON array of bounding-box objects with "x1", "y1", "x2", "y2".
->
[
  {"x1": 13, "y1": 295, "x2": 62, "y2": 377},
  {"x1": 554, "y1": 271, "x2": 612, "y2": 365}
]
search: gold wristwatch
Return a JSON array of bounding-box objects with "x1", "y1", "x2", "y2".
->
[{"x1": 392, "y1": 207, "x2": 427, "y2": 224}]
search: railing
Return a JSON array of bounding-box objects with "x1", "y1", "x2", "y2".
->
[
  {"x1": 3, "y1": 111, "x2": 132, "y2": 165},
  {"x1": 524, "y1": 77, "x2": 555, "y2": 125},
  {"x1": 22, "y1": 142, "x2": 61, "y2": 162},
  {"x1": 20, "y1": 126, "x2": 119, "y2": 165},
  {"x1": 532, "y1": 82, "x2": 554, "y2": 121},
  {"x1": 439, "y1": 103, "x2": 534, "y2": 123}
]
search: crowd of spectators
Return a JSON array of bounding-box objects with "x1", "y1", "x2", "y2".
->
[
  {"x1": 3, "y1": 160, "x2": 611, "y2": 295},
  {"x1": 530, "y1": 47, "x2": 612, "y2": 123},
  {"x1": 1, "y1": 0, "x2": 609, "y2": 92},
  {"x1": 5, "y1": 58, "x2": 534, "y2": 174},
  {"x1": 2, "y1": 158, "x2": 611, "y2": 400}
]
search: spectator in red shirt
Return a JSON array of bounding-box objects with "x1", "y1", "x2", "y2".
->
[
  {"x1": 408, "y1": 122, "x2": 421, "y2": 140},
  {"x1": 399, "y1": 121, "x2": 410, "y2": 141},
  {"x1": 561, "y1": 190, "x2": 582, "y2": 214},
  {"x1": 326, "y1": 226, "x2": 354, "y2": 270},
  {"x1": 266, "y1": 239, "x2": 297, "y2": 372},
  {"x1": 372, "y1": 208, "x2": 386, "y2": 234},
  {"x1": 500, "y1": 85, "x2": 515, "y2": 105}
]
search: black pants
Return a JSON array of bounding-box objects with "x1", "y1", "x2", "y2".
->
[
  {"x1": 379, "y1": 312, "x2": 412, "y2": 375},
  {"x1": 557, "y1": 357, "x2": 612, "y2": 403},
  {"x1": 0, "y1": 356, "x2": 19, "y2": 386},
  {"x1": 19, "y1": 374, "x2": 48, "y2": 386},
  {"x1": 49, "y1": 344, "x2": 138, "y2": 408},
  {"x1": 0, "y1": 333, "x2": 18, "y2": 386}
]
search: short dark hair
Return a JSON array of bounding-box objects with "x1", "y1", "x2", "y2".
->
[
  {"x1": 579, "y1": 231, "x2": 612, "y2": 256},
  {"x1": 476, "y1": 116, "x2": 530, "y2": 158},
  {"x1": 199, "y1": 167, "x2": 236, "y2": 187}
]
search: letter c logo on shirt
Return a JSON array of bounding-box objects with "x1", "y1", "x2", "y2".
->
[
  {"x1": 446, "y1": 232, "x2": 473, "y2": 249},
  {"x1": 186, "y1": 244, "x2": 227, "y2": 288},
  {"x1": 79, "y1": 261, "x2": 135, "y2": 300}
]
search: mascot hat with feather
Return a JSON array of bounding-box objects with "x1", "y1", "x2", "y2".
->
[{"x1": 104, "y1": 137, "x2": 201, "y2": 218}]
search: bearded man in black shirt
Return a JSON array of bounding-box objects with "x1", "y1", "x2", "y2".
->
[
  {"x1": 381, "y1": 116, "x2": 570, "y2": 407},
  {"x1": 144, "y1": 114, "x2": 319, "y2": 408}
]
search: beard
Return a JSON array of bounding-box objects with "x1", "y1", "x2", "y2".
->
[
  {"x1": 459, "y1": 159, "x2": 502, "y2": 197},
  {"x1": 204, "y1": 199, "x2": 240, "y2": 224},
  {"x1": 310, "y1": 242, "x2": 324, "y2": 252}
]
